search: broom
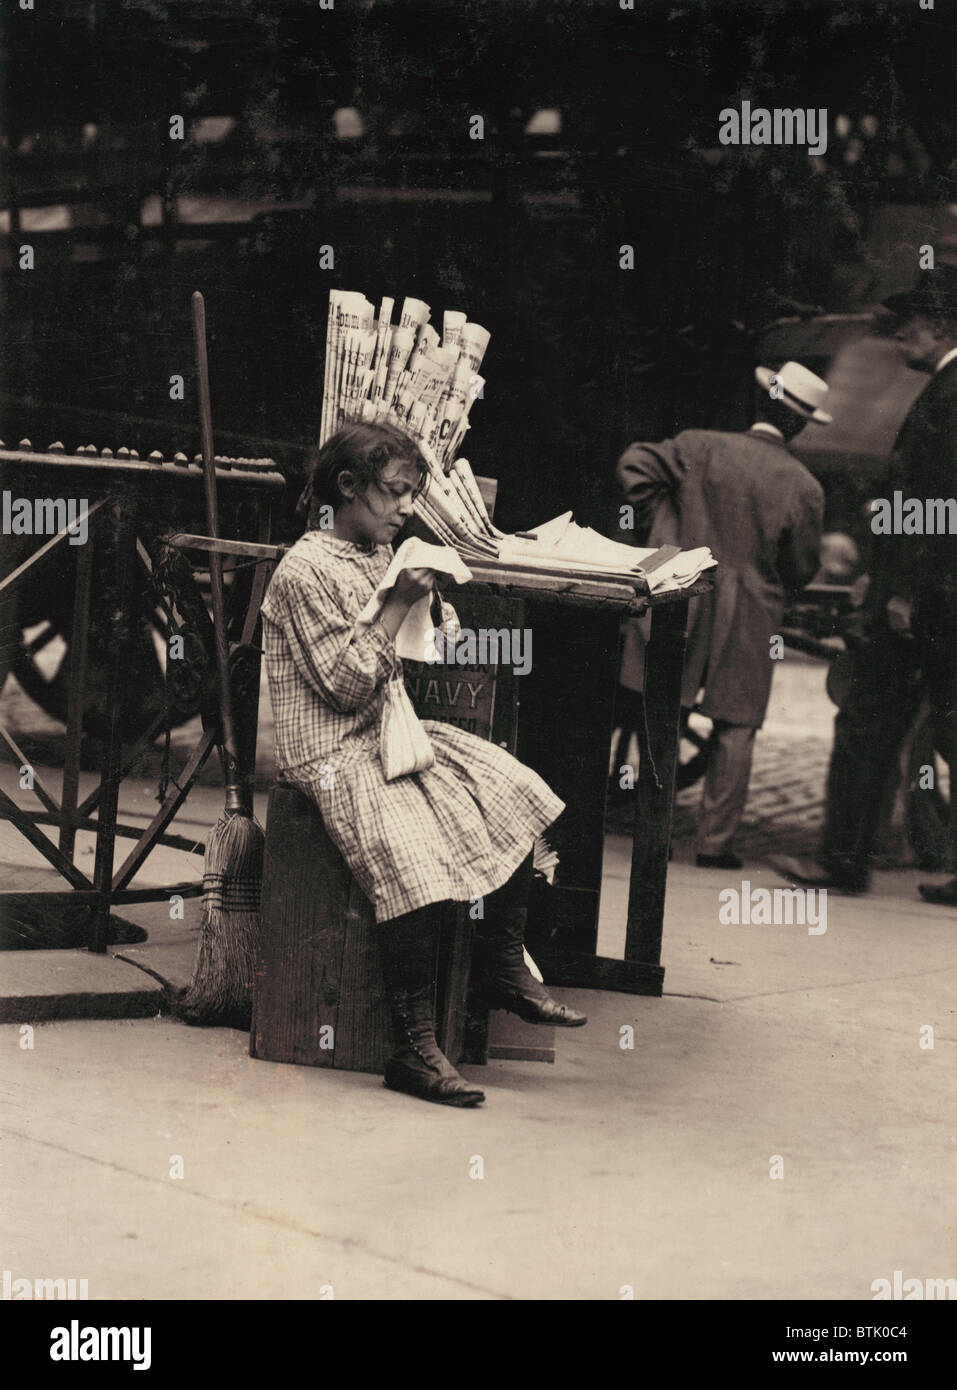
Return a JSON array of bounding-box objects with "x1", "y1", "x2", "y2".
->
[{"x1": 176, "y1": 290, "x2": 264, "y2": 1029}]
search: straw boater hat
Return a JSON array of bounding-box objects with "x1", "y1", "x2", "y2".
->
[{"x1": 754, "y1": 360, "x2": 833, "y2": 424}]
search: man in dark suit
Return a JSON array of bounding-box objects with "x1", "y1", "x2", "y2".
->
[
  {"x1": 617, "y1": 362, "x2": 828, "y2": 868},
  {"x1": 780, "y1": 266, "x2": 957, "y2": 902}
]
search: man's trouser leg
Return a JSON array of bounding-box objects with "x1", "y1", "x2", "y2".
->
[
  {"x1": 920, "y1": 596, "x2": 957, "y2": 878},
  {"x1": 931, "y1": 698, "x2": 957, "y2": 875},
  {"x1": 697, "y1": 721, "x2": 757, "y2": 857},
  {"x1": 821, "y1": 630, "x2": 921, "y2": 889}
]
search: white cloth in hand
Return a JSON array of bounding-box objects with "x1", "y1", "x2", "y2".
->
[{"x1": 356, "y1": 537, "x2": 472, "y2": 661}]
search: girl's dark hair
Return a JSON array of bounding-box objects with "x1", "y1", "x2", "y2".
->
[{"x1": 297, "y1": 423, "x2": 428, "y2": 527}]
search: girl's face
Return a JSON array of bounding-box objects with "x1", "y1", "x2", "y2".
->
[{"x1": 333, "y1": 454, "x2": 421, "y2": 546}]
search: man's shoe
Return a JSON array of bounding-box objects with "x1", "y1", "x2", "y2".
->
[
  {"x1": 918, "y1": 878, "x2": 957, "y2": 907},
  {"x1": 768, "y1": 853, "x2": 867, "y2": 895},
  {"x1": 696, "y1": 851, "x2": 742, "y2": 870}
]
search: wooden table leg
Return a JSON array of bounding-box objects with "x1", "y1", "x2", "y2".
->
[
  {"x1": 519, "y1": 599, "x2": 690, "y2": 1000},
  {"x1": 624, "y1": 596, "x2": 689, "y2": 984}
]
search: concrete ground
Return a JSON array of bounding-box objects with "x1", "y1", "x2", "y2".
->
[{"x1": 1, "y1": 655, "x2": 956, "y2": 1300}]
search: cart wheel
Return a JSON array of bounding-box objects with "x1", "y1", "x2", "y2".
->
[
  {"x1": 10, "y1": 616, "x2": 177, "y2": 742},
  {"x1": 6, "y1": 540, "x2": 214, "y2": 742}
]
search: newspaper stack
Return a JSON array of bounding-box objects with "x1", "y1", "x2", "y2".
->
[
  {"x1": 320, "y1": 287, "x2": 716, "y2": 591},
  {"x1": 495, "y1": 512, "x2": 716, "y2": 593},
  {"x1": 321, "y1": 287, "x2": 498, "y2": 556}
]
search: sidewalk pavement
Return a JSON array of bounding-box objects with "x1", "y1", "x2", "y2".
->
[
  {"x1": 2, "y1": 849, "x2": 955, "y2": 1300},
  {"x1": 2, "y1": 656, "x2": 956, "y2": 1298}
]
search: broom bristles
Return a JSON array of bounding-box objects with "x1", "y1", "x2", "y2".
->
[{"x1": 176, "y1": 811, "x2": 264, "y2": 1030}]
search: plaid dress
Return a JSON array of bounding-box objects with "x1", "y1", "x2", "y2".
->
[{"x1": 261, "y1": 531, "x2": 564, "y2": 923}]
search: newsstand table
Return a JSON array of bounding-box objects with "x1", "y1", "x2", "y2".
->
[{"x1": 425, "y1": 563, "x2": 714, "y2": 998}]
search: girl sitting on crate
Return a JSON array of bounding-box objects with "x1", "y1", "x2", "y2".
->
[{"x1": 260, "y1": 423, "x2": 586, "y2": 1108}]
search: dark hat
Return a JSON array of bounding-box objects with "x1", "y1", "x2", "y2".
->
[{"x1": 882, "y1": 264, "x2": 957, "y2": 319}]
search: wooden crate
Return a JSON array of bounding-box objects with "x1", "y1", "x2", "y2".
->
[{"x1": 250, "y1": 781, "x2": 472, "y2": 1074}]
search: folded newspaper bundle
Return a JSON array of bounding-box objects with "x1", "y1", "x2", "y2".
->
[
  {"x1": 320, "y1": 288, "x2": 716, "y2": 591},
  {"x1": 496, "y1": 512, "x2": 715, "y2": 593},
  {"x1": 321, "y1": 287, "x2": 498, "y2": 556}
]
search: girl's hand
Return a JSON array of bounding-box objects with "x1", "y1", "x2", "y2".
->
[
  {"x1": 377, "y1": 568, "x2": 436, "y2": 639},
  {"x1": 392, "y1": 567, "x2": 436, "y2": 604}
]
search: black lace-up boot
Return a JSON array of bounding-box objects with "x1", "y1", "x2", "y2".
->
[
  {"x1": 378, "y1": 907, "x2": 486, "y2": 1107},
  {"x1": 474, "y1": 855, "x2": 587, "y2": 1028}
]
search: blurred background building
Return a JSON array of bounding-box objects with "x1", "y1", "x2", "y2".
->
[{"x1": 2, "y1": 0, "x2": 956, "y2": 540}]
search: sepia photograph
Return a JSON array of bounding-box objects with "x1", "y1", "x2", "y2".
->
[{"x1": 1, "y1": 0, "x2": 955, "y2": 1343}]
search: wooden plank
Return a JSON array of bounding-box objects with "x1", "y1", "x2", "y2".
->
[
  {"x1": 487, "y1": 1009, "x2": 556, "y2": 1063},
  {"x1": 0, "y1": 727, "x2": 61, "y2": 816},
  {"x1": 462, "y1": 582, "x2": 644, "y2": 614},
  {"x1": 252, "y1": 785, "x2": 342, "y2": 1067},
  {"x1": 0, "y1": 788, "x2": 94, "y2": 890},
  {"x1": 458, "y1": 573, "x2": 713, "y2": 613},
  {"x1": 0, "y1": 884, "x2": 202, "y2": 907},
  {"x1": 468, "y1": 559, "x2": 649, "y2": 592},
  {"x1": 649, "y1": 578, "x2": 714, "y2": 606},
  {"x1": 19, "y1": 810, "x2": 204, "y2": 854},
  {"x1": 0, "y1": 450, "x2": 283, "y2": 492},
  {"x1": 534, "y1": 948, "x2": 664, "y2": 997},
  {"x1": 109, "y1": 882, "x2": 203, "y2": 904},
  {"x1": 465, "y1": 566, "x2": 644, "y2": 605},
  {"x1": 162, "y1": 536, "x2": 715, "y2": 615},
  {"x1": 166, "y1": 533, "x2": 288, "y2": 561},
  {"x1": 334, "y1": 878, "x2": 392, "y2": 1074},
  {"x1": 110, "y1": 727, "x2": 218, "y2": 890}
]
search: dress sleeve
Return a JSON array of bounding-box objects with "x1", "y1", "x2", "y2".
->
[{"x1": 271, "y1": 558, "x2": 397, "y2": 713}]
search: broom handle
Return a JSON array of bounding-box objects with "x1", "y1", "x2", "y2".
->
[{"x1": 191, "y1": 290, "x2": 245, "y2": 812}]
